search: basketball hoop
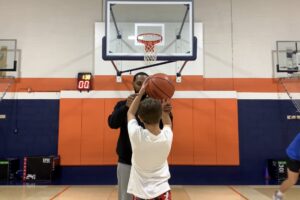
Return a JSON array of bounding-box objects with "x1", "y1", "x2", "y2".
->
[{"x1": 137, "y1": 33, "x2": 162, "y2": 64}]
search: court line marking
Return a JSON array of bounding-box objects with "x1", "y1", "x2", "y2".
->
[
  {"x1": 107, "y1": 186, "x2": 117, "y2": 200},
  {"x1": 229, "y1": 186, "x2": 249, "y2": 200},
  {"x1": 49, "y1": 185, "x2": 71, "y2": 200}
]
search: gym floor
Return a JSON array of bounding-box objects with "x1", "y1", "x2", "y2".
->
[{"x1": 0, "y1": 185, "x2": 299, "y2": 200}]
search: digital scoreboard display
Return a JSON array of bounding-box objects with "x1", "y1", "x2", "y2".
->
[{"x1": 77, "y1": 72, "x2": 92, "y2": 91}]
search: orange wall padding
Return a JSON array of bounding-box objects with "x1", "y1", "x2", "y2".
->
[
  {"x1": 58, "y1": 99, "x2": 82, "y2": 165},
  {"x1": 58, "y1": 98, "x2": 239, "y2": 166}
]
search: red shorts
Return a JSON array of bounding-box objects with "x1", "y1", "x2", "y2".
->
[{"x1": 133, "y1": 191, "x2": 171, "y2": 200}]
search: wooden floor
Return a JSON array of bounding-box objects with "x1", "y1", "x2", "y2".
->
[{"x1": 0, "y1": 185, "x2": 299, "y2": 200}]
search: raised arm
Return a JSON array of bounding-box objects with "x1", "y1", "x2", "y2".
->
[
  {"x1": 162, "y1": 99, "x2": 172, "y2": 129},
  {"x1": 127, "y1": 79, "x2": 148, "y2": 122}
]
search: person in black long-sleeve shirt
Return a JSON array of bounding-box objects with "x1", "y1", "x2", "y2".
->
[{"x1": 108, "y1": 72, "x2": 149, "y2": 200}]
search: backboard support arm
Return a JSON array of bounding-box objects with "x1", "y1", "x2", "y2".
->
[
  {"x1": 120, "y1": 60, "x2": 176, "y2": 74},
  {"x1": 111, "y1": 61, "x2": 122, "y2": 82},
  {"x1": 110, "y1": 60, "x2": 177, "y2": 82},
  {"x1": 176, "y1": 61, "x2": 188, "y2": 82},
  {"x1": 110, "y1": 5, "x2": 122, "y2": 39},
  {"x1": 176, "y1": 4, "x2": 190, "y2": 39}
]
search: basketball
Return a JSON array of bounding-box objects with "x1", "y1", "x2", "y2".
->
[{"x1": 145, "y1": 73, "x2": 175, "y2": 100}]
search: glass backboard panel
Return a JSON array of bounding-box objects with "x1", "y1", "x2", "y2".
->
[
  {"x1": 103, "y1": 0, "x2": 195, "y2": 61},
  {"x1": 0, "y1": 39, "x2": 17, "y2": 72},
  {"x1": 276, "y1": 41, "x2": 300, "y2": 73}
]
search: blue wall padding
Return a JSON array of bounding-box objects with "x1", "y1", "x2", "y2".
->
[{"x1": 1, "y1": 99, "x2": 300, "y2": 184}]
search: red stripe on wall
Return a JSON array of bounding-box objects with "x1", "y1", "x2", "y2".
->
[{"x1": 3, "y1": 76, "x2": 291, "y2": 92}]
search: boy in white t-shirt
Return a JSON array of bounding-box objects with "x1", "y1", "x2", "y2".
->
[{"x1": 127, "y1": 80, "x2": 173, "y2": 200}]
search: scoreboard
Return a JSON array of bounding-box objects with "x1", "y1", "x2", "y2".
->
[{"x1": 77, "y1": 72, "x2": 92, "y2": 91}]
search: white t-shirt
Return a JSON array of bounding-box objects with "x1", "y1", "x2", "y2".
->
[{"x1": 127, "y1": 119, "x2": 173, "y2": 199}]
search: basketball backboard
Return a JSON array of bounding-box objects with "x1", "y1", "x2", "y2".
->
[
  {"x1": 102, "y1": 0, "x2": 196, "y2": 61},
  {"x1": 274, "y1": 41, "x2": 300, "y2": 113},
  {"x1": 0, "y1": 39, "x2": 17, "y2": 72},
  {"x1": 0, "y1": 39, "x2": 18, "y2": 100},
  {"x1": 276, "y1": 41, "x2": 300, "y2": 73}
]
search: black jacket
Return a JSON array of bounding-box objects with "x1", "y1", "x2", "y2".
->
[{"x1": 108, "y1": 100, "x2": 140, "y2": 165}]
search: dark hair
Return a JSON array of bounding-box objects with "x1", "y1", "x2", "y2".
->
[
  {"x1": 133, "y1": 72, "x2": 148, "y2": 82},
  {"x1": 138, "y1": 97, "x2": 162, "y2": 124}
]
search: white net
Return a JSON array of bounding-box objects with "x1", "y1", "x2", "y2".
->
[
  {"x1": 0, "y1": 76, "x2": 15, "y2": 101},
  {"x1": 137, "y1": 33, "x2": 162, "y2": 65},
  {"x1": 279, "y1": 74, "x2": 300, "y2": 112},
  {"x1": 144, "y1": 42, "x2": 157, "y2": 64}
]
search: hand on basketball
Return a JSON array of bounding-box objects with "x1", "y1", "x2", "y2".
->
[
  {"x1": 139, "y1": 77, "x2": 150, "y2": 95},
  {"x1": 126, "y1": 94, "x2": 138, "y2": 107},
  {"x1": 162, "y1": 99, "x2": 172, "y2": 114}
]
